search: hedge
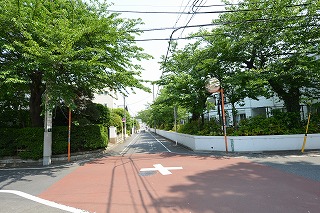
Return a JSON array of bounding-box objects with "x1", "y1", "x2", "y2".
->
[{"x1": 0, "y1": 124, "x2": 108, "y2": 160}]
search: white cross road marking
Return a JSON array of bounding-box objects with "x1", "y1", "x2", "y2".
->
[{"x1": 140, "y1": 164, "x2": 183, "y2": 175}]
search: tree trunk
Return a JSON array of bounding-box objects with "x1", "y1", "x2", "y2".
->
[
  {"x1": 231, "y1": 102, "x2": 238, "y2": 128},
  {"x1": 191, "y1": 112, "x2": 201, "y2": 121},
  {"x1": 269, "y1": 79, "x2": 301, "y2": 127},
  {"x1": 269, "y1": 79, "x2": 301, "y2": 113},
  {"x1": 29, "y1": 71, "x2": 44, "y2": 127},
  {"x1": 283, "y1": 88, "x2": 301, "y2": 113}
]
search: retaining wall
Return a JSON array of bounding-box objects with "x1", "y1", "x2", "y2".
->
[{"x1": 151, "y1": 129, "x2": 320, "y2": 152}]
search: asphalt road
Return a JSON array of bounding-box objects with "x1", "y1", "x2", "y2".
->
[
  {"x1": 109, "y1": 131, "x2": 193, "y2": 155},
  {"x1": 0, "y1": 131, "x2": 319, "y2": 213}
]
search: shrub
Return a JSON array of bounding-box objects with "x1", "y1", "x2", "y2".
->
[
  {"x1": 0, "y1": 125, "x2": 108, "y2": 160},
  {"x1": 109, "y1": 112, "x2": 122, "y2": 134},
  {"x1": 16, "y1": 127, "x2": 43, "y2": 159},
  {"x1": 198, "y1": 119, "x2": 223, "y2": 136},
  {"x1": 178, "y1": 120, "x2": 201, "y2": 135},
  {"x1": 0, "y1": 128, "x2": 18, "y2": 157},
  {"x1": 52, "y1": 125, "x2": 109, "y2": 155},
  {"x1": 177, "y1": 120, "x2": 222, "y2": 136},
  {"x1": 71, "y1": 125, "x2": 108, "y2": 151},
  {"x1": 174, "y1": 112, "x2": 320, "y2": 136}
]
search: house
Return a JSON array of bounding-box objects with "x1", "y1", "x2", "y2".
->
[
  {"x1": 206, "y1": 95, "x2": 312, "y2": 126},
  {"x1": 93, "y1": 90, "x2": 117, "y2": 109}
]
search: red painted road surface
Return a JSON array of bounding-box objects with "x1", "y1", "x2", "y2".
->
[{"x1": 40, "y1": 153, "x2": 320, "y2": 213}]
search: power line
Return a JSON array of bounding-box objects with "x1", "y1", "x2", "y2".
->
[
  {"x1": 173, "y1": 0, "x2": 192, "y2": 28},
  {"x1": 107, "y1": 9, "x2": 223, "y2": 14},
  {"x1": 132, "y1": 23, "x2": 320, "y2": 42},
  {"x1": 160, "y1": 14, "x2": 319, "y2": 64},
  {"x1": 179, "y1": 0, "x2": 206, "y2": 37},
  {"x1": 107, "y1": 3, "x2": 311, "y2": 15},
  {"x1": 179, "y1": 5, "x2": 209, "y2": 36},
  {"x1": 134, "y1": 12, "x2": 319, "y2": 33}
]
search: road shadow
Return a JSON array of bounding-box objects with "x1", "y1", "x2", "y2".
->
[
  {"x1": 0, "y1": 165, "x2": 72, "y2": 190},
  {"x1": 151, "y1": 161, "x2": 320, "y2": 213},
  {"x1": 254, "y1": 160, "x2": 320, "y2": 182}
]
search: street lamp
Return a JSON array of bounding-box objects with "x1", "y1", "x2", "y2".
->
[{"x1": 205, "y1": 77, "x2": 228, "y2": 153}]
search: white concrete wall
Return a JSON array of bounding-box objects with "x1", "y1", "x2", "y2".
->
[
  {"x1": 93, "y1": 90, "x2": 117, "y2": 109},
  {"x1": 154, "y1": 129, "x2": 197, "y2": 150},
  {"x1": 151, "y1": 129, "x2": 320, "y2": 152}
]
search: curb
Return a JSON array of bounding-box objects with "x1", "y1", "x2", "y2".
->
[{"x1": 0, "y1": 142, "x2": 121, "y2": 168}]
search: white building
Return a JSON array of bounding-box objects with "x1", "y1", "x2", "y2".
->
[
  {"x1": 206, "y1": 95, "x2": 311, "y2": 126},
  {"x1": 93, "y1": 90, "x2": 117, "y2": 109}
]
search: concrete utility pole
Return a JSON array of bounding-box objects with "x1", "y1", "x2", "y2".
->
[{"x1": 43, "y1": 95, "x2": 52, "y2": 166}]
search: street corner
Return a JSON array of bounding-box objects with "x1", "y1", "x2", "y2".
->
[
  {"x1": 38, "y1": 153, "x2": 320, "y2": 213},
  {"x1": 0, "y1": 190, "x2": 89, "y2": 213}
]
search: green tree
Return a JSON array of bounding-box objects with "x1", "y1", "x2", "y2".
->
[
  {"x1": 198, "y1": 28, "x2": 270, "y2": 127},
  {"x1": 160, "y1": 42, "x2": 210, "y2": 122},
  {"x1": 0, "y1": 0, "x2": 150, "y2": 127},
  {"x1": 110, "y1": 110, "x2": 122, "y2": 134},
  {"x1": 136, "y1": 108, "x2": 152, "y2": 125},
  {"x1": 112, "y1": 108, "x2": 132, "y2": 133},
  {"x1": 216, "y1": 0, "x2": 320, "y2": 114},
  {"x1": 145, "y1": 88, "x2": 188, "y2": 130}
]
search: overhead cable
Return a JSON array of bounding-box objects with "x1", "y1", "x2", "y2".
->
[{"x1": 107, "y1": 3, "x2": 311, "y2": 15}]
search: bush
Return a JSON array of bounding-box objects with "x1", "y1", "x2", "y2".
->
[
  {"x1": 177, "y1": 120, "x2": 222, "y2": 136},
  {"x1": 198, "y1": 119, "x2": 223, "y2": 136},
  {"x1": 232, "y1": 113, "x2": 320, "y2": 136},
  {"x1": 109, "y1": 112, "x2": 122, "y2": 134},
  {"x1": 0, "y1": 109, "x2": 30, "y2": 128},
  {"x1": 16, "y1": 127, "x2": 44, "y2": 159},
  {"x1": 52, "y1": 125, "x2": 109, "y2": 155},
  {"x1": 178, "y1": 120, "x2": 201, "y2": 135},
  {"x1": 0, "y1": 128, "x2": 18, "y2": 157},
  {"x1": 70, "y1": 125, "x2": 108, "y2": 151},
  {"x1": 174, "y1": 112, "x2": 320, "y2": 136},
  {"x1": 0, "y1": 125, "x2": 108, "y2": 160},
  {"x1": 303, "y1": 113, "x2": 320, "y2": 134}
]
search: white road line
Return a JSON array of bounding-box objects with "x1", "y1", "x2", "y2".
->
[
  {"x1": 149, "y1": 132, "x2": 172, "y2": 153},
  {"x1": 120, "y1": 134, "x2": 140, "y2": 155},
  {"x1": 0, "y1": 190, "x2": 89, "y2": 213}
]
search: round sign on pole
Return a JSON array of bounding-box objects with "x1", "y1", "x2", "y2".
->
[{"x1": 205, "y1": 78, "x2": 220, "y2": 93}]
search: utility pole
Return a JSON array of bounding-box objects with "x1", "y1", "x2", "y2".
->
[
  {"x1": 43, "y1": 94, "x2": 52, "y2": 166},
  {"x1": 174, "y1": 105, "x2": 177, "y2": 132},
  {"x1": 153, "y1": 84, "x2": 155, "y2": 101},
  {"x1": 123, "y1": 96, "x2": 126, "y2": 141}
]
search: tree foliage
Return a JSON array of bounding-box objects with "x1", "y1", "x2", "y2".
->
[
  {"x1": 159, "y1": 42, "x2": 210, "y2": 121},
  {"x1": 155, "y1": 0, "x2": 320, "y2": 129},
  {"x1": 0, "y1": 0, "x2": 151, "y2": 127},
  {"x1": 138, "y1": 88, "x2": 188, "y2": 130},
  {"x1": 215, "y1": 0, "x2": 320, "y2": 113}
]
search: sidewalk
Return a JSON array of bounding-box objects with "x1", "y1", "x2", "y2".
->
[{"x1": 0, "y1": 139, "x2": 123, "y2": 168}]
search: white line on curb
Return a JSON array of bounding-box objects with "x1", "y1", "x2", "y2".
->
[
  {"x1": 0, "y1": 190, "x2": 89, "y2": 213},
  {"x1": 120, "y1": 134, "x2": 140, "y2": 155}
]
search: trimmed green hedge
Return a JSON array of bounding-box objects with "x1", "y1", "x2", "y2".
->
[
  {"x1": 176, "y1": 112, "x2": 320, "y2": 136},
  {"x1": 0, "y1": 125, "x2": 108, "y2": 160}
]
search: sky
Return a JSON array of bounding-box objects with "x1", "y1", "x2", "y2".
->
[{"x1": 109, "y1": 0, "x2": 226, "y2": 116}]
